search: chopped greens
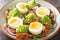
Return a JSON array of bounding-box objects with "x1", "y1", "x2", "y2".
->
[
  {"x1": 16, "y1": 25, "x2": 29, "y2": 33},
  {"x1": 33, "y1": 36, "x2": 37, "y2": 40},
  {"x1": 35, "y1": 34, "x2": 44, "y2": 38},
  {"x1": 7, "y1": 8, "x2": 21, "y2": 19},
  {"x1": 26, "y1": 0, "x2": 36, "y2": 9},
  {"x1": 33, "y1": 34, "x2": 44, "y2": 40},
  {"x1": 41, "y1": 16, "x2": 53, "y2": 27},
  {"x1": 24, "y1": 13, "x2": 36, "y2": 24}
]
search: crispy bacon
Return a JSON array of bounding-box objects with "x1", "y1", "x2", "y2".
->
[
  {"x1": 16, "y1": 33, "x2": 28, "y2": 40},
  {"x1": 4, "y1": 9, "x2": 10, "y2": 21},
  {"x1": 45, "y1": 22, "x2": 51, "y2": 30},
  {"x1": 4, "y1": 24, "x2": 8, "y2": 30},
  {"x1": 42, "y1": 29, "x2": 49, "y2": 35},
  {"x1": 28, "y1": 34, "x2": 34, "y2": 38},
  {"x1": 42, "y1": 22, "x2": 51, "y2": 34}
]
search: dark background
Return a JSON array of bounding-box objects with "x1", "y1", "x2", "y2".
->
[{"x1": 0, "y1": 0, "x2": 60, "y2": 40}]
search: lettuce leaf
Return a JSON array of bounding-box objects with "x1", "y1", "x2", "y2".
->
[
  {"x1": 41, "y1": 16, "x2": 53, "y2": 27},
  {"x1": 23, "y1": 13, "x2": 36, "y2": 24},
  {"x1": 26, "y1": 0, "x2": 36, "y2": 9},
  {"x1": 16, "y1": 25, "x2": 29, "y2": 33},
  {"x1": 7, "y1": 8, "x2": 21, "y2": 19}
]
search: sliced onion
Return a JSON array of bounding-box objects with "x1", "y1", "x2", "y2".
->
[{"x1": 7, "y1": 27, "x2": 16, "y2": 36}]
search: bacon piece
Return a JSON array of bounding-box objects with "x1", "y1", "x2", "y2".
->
[
  {"x1": 42, "y1": 22, "x2": 51, "y2": 34},
  {"x1": 16, "y1": 33, "x2": 28, "y2": 40},
  {"x1": 28, "y1": 34, "x2": 34, "y2": 38},
  {"x1": 45, "y1": 22, "x2": 51, "y2": 30},
  {"x1": 4, "y1": 24, "x2": 8, "y2": 30},
  {"x1": 42, "y1": 29, "x2": 49, "y2": 35},
  {"x1": 4, "y1": 9, "x2": 10, "y2": 20}
]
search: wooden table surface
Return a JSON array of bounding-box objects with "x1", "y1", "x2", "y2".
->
[{"x1": 0, "y1": 0, "x2": 60, "y2": 40}]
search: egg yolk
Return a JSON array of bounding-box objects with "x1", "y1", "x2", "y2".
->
[
  {"x1": 38, "y1": 8, "x2": 47, "y2": 15},
  {"x1": 20, "y1": 4, "x2": 26, "y2": 9},
  {"x1": 30, "y1": 22, "x2": 40, "y2": 29},
  {"x1": 10, "y1": 19, "x2": 19, "y2": 24}
]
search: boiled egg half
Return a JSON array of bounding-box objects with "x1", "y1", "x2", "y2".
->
[
  {"x1": 8, "y1": 17, "x2": 23, "y2": 29},
  {"x1": 36, "y1": 7, "x2": 50, "y2": 17},
  {"x1": 29, "y1": 22, "x2": 43, "y2": 35},
  {"x1": 16, "y1": 2, "x2": 28, "y2": 13}
]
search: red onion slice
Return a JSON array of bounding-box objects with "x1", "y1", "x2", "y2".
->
[{"x1": 7, "y1": 27, "x2": 16, "y2": 36}]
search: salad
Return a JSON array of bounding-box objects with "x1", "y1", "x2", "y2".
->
[{"x1": 4, "y1": 0, "x2": 56, "y2": 40}]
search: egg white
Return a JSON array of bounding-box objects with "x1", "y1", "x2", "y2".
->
[
  {"x1": 29, "y1": 22, "x2": 43, "y2": 35},
  {"x1": 36, "y1": 7, "x2": 50, "y2": 17},
  {"x1": 16, "y1": 2, "x2": 28, "y2": 13},
  {"x1": 8, "y1": 17, "x2": 23, "y2": 29}
]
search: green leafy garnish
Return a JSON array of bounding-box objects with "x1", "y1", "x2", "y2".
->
[
  {"x1": 26, "y1": 0, "x2": 36, "y2": 9},
  {"x1": 35, "y1": 34, "x2": 44, "y2": 38},
  {"x1": 7, "y1": 8, "x2": 21, "y2": 19},
  {"x1": 33, "y1": 36, "x2": 37, "y2": 40},
  {"x1": 33, "y1": 34, "x2": 44, "y2": 40},
  {"x1": 41, "y1": 16, "x2": 53, "y2": 27},
  {"x1": 16, "y1": 25, "x2": 29, "y2": 33},
  {"x1": 23, "y1": 13, "x2": 36, "y2": 24}
]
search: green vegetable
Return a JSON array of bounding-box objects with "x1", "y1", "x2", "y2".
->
[
  {"x1": 7, "y1": 8, "x2": 21, "y2": 19},
  {"x1": 26, "y1": 0, "x2": 36, "y2": 9},
  {"x1": 33, "y1": 36, "x2": 37, "y2": 40},
  {"x1": 33, "y1": 34, "x2": 44, "y2": 40},
  {"x1": 35, "y1": 34, "x2": 44, "y2": 38},
  {"x1": 24, "y1": 13, "x2": 36, "y2": 24},
  {"x1": 16, "y1": 25, "x2": 29, "y2": 33},
  {"x1": 41, "y1": 16, "x2": 53, "y2": 27}
]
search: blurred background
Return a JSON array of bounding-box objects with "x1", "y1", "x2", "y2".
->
[{"x1": 0, "y1": 0, "x2": 60, "y2": 40}]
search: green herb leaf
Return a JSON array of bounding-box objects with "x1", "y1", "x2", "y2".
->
[
  {"x1": 26, "y1": 0, "x2": 36, "y2": 9},
  {"x1": 7, "y1": 8, "x2": 21, "y2": 19},
  {"x1": 16, "y1": 25, "x2": 29, "y2": 33},
  {"x1": 41, "y1": 16, "x2": 53, "y2": 27}
]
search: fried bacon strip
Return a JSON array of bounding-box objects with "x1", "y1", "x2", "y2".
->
[
  {"x1": 4, "y1": 9, "x2": 10, "y2": 21},
  {"x1": 16, "y1": 33, "x2": 28, "y2": 40},
  {"x1": 42, "y1": 22, "x2": 51, "y2": 34}
]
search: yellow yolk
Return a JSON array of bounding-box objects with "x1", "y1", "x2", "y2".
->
[
  {"x1": 16, "y1": 2, "x2": 28, "y2": 13},
  {"x1": 30, "y1": 22, "x2": 40, "y2": 29},
  {"x1": 37, "y1": 8, "x2": 48, "y2": 15},
  {"x1": 10, "y1": 19, "x2": 17, "y2": 24},
  {"x1": 9, "y1": 18, "x2": 20, "y2": 25},
  {"x1": 20, "y1": 4, "x2": 26, "y2": 9},
  {"x1": 36, "y1": 7, "x2": 50, "y2": 17},
  {"x1": 8, "y1": 17, "x2": 23, "y2": 29},
  {"x1": 38, "y1": 9, "x2": 46, "y2": 15}
]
